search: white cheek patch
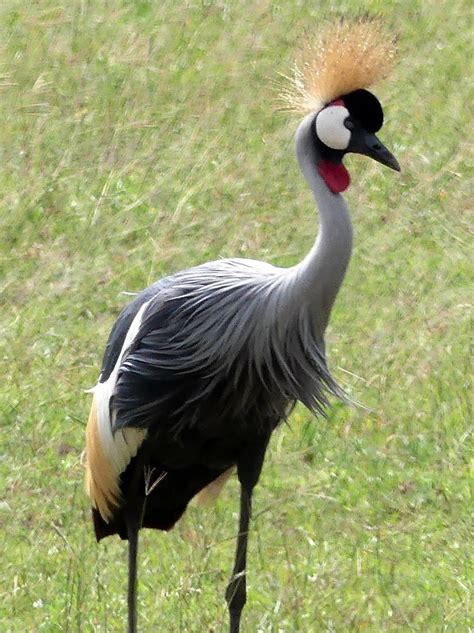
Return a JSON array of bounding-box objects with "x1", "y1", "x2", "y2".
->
[{"x1": 315, "y1": 105, "x2": 351, "y2": 150}]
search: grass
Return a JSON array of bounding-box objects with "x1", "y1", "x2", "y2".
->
[{"x1": 0, "y1": 0, "x2": 472, "y2": 631}]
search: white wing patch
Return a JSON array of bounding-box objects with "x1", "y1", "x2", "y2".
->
[{"x1": 84, "y1": 300, "x2": 150, "y2": 522}]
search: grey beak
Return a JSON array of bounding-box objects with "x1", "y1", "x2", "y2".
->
[{"x1": 349, "y1": 130, "x2": 401, "y2": 172}]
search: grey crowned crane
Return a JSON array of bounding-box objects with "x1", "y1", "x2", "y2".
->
[{"x1": 83, "y1": 19, "x2": 400, "y2": 633}]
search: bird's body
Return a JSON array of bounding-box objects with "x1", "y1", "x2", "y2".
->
[
  {"x1": 83, "y1": 19, "x2": 400, "y2": 633},
  {"x1": 88, "y1": 250, "x2": 344, "y2": 541}
]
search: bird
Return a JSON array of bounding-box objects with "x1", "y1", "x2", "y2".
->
[{"x1": 83, "y1": 18, "x2": 400, "y2": 633}]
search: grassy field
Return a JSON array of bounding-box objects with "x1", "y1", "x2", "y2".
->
[{"x1": 0, "y1": 1, "x2": 472, "y2": 631}]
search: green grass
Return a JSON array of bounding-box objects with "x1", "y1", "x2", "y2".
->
[{"x1": 0, "y1": 1, "x2": 472, "y2": 631}]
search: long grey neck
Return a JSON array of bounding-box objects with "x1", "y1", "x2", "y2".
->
[{"x1": 286, "y1": 113, "x2": 353, "y2": 335}]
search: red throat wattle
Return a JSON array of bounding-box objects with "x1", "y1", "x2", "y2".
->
[{"x1": 317, "y1": 160, "x2": 351, "y2": 193}]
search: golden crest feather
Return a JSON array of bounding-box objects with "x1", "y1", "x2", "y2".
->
[{"x1": 281, "y1": 18, "x2": 397, "y2": 114}]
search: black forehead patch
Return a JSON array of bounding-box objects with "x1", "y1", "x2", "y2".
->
[{"x1": 341, "y1": 89, "x2": 384, "y2": 133}]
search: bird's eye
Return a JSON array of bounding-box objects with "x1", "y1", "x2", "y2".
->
[
  {"x1": 344, "y1": 117, "x2": 355, "y2": 131},
  {"x1": 315, "y1": 105, "x2": 351, "y2": 150}
]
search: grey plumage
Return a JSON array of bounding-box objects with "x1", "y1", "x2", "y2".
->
[{"x1": 113, "y1": 255, "x2": 345, "y2": 435}]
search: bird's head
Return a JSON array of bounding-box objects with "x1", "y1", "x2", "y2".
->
[
  {"x1": 283, "y1": 18, "x2": 400, "y2": 193},
  {"x1": 312, "y1": 88, "x2": 400, "y2": 193}
]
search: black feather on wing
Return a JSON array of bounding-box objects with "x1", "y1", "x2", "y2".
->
[
  {"x1": 111, "y1": 286, "x2": 290, "y2": 442},
  {"x1": 100, "y1": 280, "x2": 168, "y2": 382}
]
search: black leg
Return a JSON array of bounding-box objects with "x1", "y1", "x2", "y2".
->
[
  {"x1": 126, "y1": 506, "x2": 145, "y2": 633},
  {"x1": 226, "y1": 485, "x2": 252, "y2": 633},
  {"x1": 225, "y1": 433, "x2": 271, "y2": 633},
  {"x1": 126, "y1": 465, "x2": 147, "y2": 633}
]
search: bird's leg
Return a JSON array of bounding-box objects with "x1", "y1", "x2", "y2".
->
[
  {"x1": 126, "y1": 504, "x2": 144, "y2": 633},
  {"x1": 226, "y1": 434, "x2": 270, "y2": 633},
  {"x1": 126, "y1": 464, "x2": 147, "y2": 633},
  {"x1": 226, "y1": 485, "x2": 253, "y2": 633}
]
